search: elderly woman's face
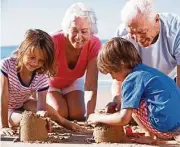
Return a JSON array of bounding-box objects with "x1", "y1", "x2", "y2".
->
[
  {"x1": 68, "y1": 17, "x2": 91, "y2": 49},
  {"x1": 127, "y1": 15, "x2": 159, "y2": 47}
]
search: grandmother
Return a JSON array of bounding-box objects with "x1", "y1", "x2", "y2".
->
[{"x1": 47, "y1": 2, "x2": 101, "y2": 120}]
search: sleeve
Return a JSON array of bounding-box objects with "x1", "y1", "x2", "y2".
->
[
  {"x1": 37, "y1": 74, "x2": 49, "y2": 92},
  {"x1": 173, "y1": 29, "x2": 180, "y2": 65},
  {"x1": 87, "y1": 36, "x2": 101, "y2": 61},
  {"x1": 0, "y1": 58, "x2": 9, "y2": 77},
  {"x1": 121, "y1": 73, "x2": 145, "y2": 109}
]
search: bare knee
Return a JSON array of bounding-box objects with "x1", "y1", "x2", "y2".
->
[
  {"x1": 9, "y1": 112, "x2": 22, "y2": 127},
  {"x1": 69, "y1": 108, "x2": 85, "y2": 121},
  {"x1": 57, "y1": 109, "x2": 68, "y2": 119},
  {"x1": 47, "y1": 92, "x2": 69, "y2": 119}
]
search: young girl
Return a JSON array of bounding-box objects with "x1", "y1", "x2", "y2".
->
[
  {"x1": 0, "y1": 29, "x2": 88, "y2": 136},
  {"x1": 87, "y1": 37, "x2": 180, "y2": 142}
]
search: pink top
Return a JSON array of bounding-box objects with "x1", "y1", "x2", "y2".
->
[
  {"x1": 49, "y1": 31, "x2": 101, "y2": 88},
  {"x1": 0, "y1": 57, "x2": 49, "y2": 109}
]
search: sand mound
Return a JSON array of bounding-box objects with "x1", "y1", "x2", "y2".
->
[
  {"x1": 93, "y1": 123, "x2": 125, "y2": 143},
  {"x1": 93, "y1": 110, "x2": 125, "y2": 143},
  {"x1": 19, "y1": 111, "x2": 48, "y2": 142}
]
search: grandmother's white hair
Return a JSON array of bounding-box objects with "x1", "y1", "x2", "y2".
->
[
  {"x1": 61, "y1": 2, "x2": 98, "y2": 36},
  {"x1": 121, "y1": 0, "x2": 156, "y2": 25}
]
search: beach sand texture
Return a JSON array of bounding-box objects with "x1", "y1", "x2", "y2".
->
[
  {"x1": 19, "y1": 111, "x2": 48, "y2": 142},
  {"x1": 1, "y1": 82, "x2": 180, "y2": 147}
]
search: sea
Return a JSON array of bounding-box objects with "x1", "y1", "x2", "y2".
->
[{"x1": 0, "y1": 40, "x2": 112, "y2": 82}]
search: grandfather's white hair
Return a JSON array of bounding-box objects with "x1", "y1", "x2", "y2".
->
[
  {"x1": 61, "y1": 2, "x2": 98, "y2": 36},
  {"x1": 121, "y1": 0, "x2": 156, "y2": 25}
]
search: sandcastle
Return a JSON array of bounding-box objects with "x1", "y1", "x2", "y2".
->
[
  {"x1": 19, "y1": 111, "x2": 48, "y2": 142},
  {"x1": 93, "y1": 123, "x2": 125, "y2": 143},
  {"x1": 93, "y1": 110, "x2": 125, "y2": 143}
]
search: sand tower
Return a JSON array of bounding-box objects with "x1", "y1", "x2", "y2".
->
[
  {"x1": 19, "y1": 111, "x2": 48, "y2": 142},
  {"x1": 93, "y1": 110, "x2": 125, "y2": 143}
]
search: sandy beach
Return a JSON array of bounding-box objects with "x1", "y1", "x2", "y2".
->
[{"x1": 1, "y1": 80, "x2": 180, "y2": 147}]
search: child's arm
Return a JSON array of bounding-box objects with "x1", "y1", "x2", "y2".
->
[
  {"x1": 88, "y1": 108, "x2": 133, "y2": 126},
  {"x1": 36, "y1": 90, "x2": 47, "y2": 111},
  {"x1": 0, "y1": 74, "x2": 9, "y2": 128}
]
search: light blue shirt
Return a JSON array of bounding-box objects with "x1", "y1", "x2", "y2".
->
[
  {"x1": 121, "y1": 64, "x2": 180, "y2": 132},
  {"x1": 116, "y1": 13, "x2": 180, "y2": 78}
]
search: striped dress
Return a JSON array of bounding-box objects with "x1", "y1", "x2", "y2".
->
[{"x1": 0, "y1": 57, "x2": 49, "y2": 109}]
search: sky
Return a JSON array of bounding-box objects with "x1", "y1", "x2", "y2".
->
[{"x1": 1, "y1": 0, "x2": 180, "y2": 46}]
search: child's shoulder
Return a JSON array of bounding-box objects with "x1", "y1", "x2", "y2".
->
[
  {"x1": 1, "y1": 56, "x2": 17, "y2": 66},
  {"x1": 125, "y1": 65, "x2": 153, "y2": 84},
  {"x1": 1, "y1": 56, "x2": 17, "y2": 62}
]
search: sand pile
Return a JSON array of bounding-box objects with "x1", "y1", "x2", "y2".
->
[
  {"x1": 19, "y1": 111, "x2": 48, "y2": 142},
  {"x1": 93, "y1": 110, "x2": 125, "y2": 143},
  {"x1": 93, "y1": 123, "x2": 125, "y2": 143}
]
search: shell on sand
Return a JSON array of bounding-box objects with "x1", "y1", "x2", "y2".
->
[{"x1": 19, "y1": 111, "x2": 48, "y2": 142}]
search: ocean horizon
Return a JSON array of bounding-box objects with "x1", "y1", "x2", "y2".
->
[
  {"x1": 0, "y1": 39, "x2": 112, "y2": 81},
  {"x1": 1, "y1": 39, "x2": 108, "y2": 59}
]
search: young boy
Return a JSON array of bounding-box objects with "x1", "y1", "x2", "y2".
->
[{"x1": 87, "y1": 37, "x2": 180, "y2": 142}]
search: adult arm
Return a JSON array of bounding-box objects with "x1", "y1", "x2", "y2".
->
[
  {"x1": 36, "y1": 75, "x2": 49, "y2": 113},
  {"x1": 177, "y1": 65, "x2": 180, "y2": 87},
  {"x1": 0, "y1": 74, "x2": 9, "y2": 128},
  {"x1": 37, "y1": 90, "x2": 47, "y2": 111},
  {"x1": 173, "y1": 16, "x2": 180, "y2": 87},
  {"x1": 84, "y1": 57, "x2": 98, "y2": 118},
  {"x1": 105, "y1": 79, "x2": 122, "y2": 113},
  {"x1": 111, "y1": 79, "x2": 122, "y2": 104}
]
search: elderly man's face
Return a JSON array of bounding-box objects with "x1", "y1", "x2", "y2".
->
[{"x1": 127, "y1": 14, "x2": 159, "y2": 47}]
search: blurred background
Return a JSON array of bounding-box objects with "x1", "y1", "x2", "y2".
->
[{"x1": 1, "y1": 0, "x2": 180, "y2": 108}]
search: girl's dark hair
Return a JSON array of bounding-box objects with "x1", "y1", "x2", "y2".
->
[
  {"x1": 97, "y1": 37, "x2": 142, "y2": 74},
  {"x1": 17, "y1": 29, "x2": 56, "y2": 76}
]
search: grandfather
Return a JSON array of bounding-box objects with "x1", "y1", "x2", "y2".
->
[{"x1": 108, "y1": 0, "x2": 180, "y2": 112}]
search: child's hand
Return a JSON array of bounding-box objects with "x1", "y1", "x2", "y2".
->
[
  {"x1": 87, "y1": 113, "x2": 99, "y2": 124},
  {"x1": 0, "y1": 127, "x2": 15, "y2": 136},
  {"x1": 105, "y1": 102, "x2": 120, "y2": 113}
]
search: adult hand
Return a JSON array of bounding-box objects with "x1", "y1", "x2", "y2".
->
[
  {"x1": 105, "y1": 102, "x2": 120, "y2": 113},
  {"x1": 71, "y1": 123, "x2": 93, "y2": 134},
  {"x1": 0, "y1": 127, "x2": 15, "y2": 136}
]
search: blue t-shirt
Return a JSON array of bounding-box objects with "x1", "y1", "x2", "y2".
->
[{"x1": 121, "y1": 64, "x2": 180, "y2": 132}]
